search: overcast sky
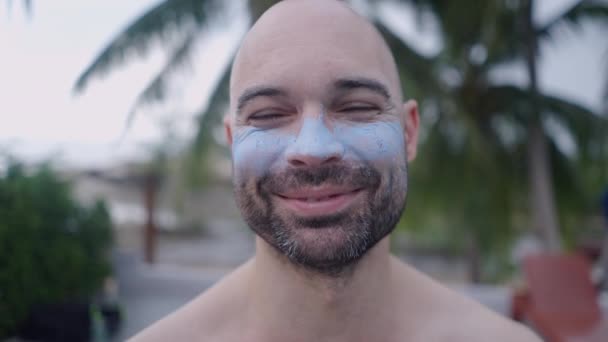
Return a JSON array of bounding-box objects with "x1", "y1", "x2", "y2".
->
[{"x1": 0, "y1": 0, "x2": 606, "y2": 169}]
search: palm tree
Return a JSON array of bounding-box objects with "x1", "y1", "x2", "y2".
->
[
  {"x1": 523, "y1": 0, "x2": 608, "y2": 250},
  {"x1": 73, "y1": 0, "x2": 274, "y2": 147},
  {"x1": 74, "y1": 0, "x2": 608, "y2": 281},
  {"x1": 385, "y1": 0, "x2": 608, "y2": 279}
]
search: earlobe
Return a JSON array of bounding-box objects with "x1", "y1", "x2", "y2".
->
[
  {"x1": 223, "y1": 114, "x2": 233, "y2": 147},
  {"x1": 402, "y1": 100, "x2": 419, "y2": 162}
]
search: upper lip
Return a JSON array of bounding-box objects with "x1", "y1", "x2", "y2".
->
[{"x1": 275, "y1": 186, "x2": 361, "y2": 200}]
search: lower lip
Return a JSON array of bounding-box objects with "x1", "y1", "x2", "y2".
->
[{"x1": 275, "y1": 189, "x2": 363, "y2": 217}]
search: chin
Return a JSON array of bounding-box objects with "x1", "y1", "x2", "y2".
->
[{"x1": 260, "y1": 212, "x2": 378, "y2": 274}]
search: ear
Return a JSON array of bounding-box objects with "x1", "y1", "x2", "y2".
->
[
  {"x1": 402, "y1": 100, "x2": 419, "y2": 162},
  {"x1": 223, "y1": 113, "x2": 233, "y2": 147}
]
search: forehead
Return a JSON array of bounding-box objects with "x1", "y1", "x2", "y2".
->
[
  {"x1": 230, "y1": 2, "x2": 400, "y2": 106},
  {"x1": 235, "y1": 43, "x2": 389, "y2": 95}
]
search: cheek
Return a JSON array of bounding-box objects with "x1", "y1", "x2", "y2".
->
[
  {"x1": 232, "y1": 129, "x2": 292, "y2": 179},
  {"x1": 336, "y1": 122, "x2": 406, "y2": 167}
]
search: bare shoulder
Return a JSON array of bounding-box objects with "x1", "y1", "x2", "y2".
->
[
  {"x1": 128, "y1": 262, "x2": 252, "y2": 342},
  {"x1": 476, "y1": 317, "x2": 541, "y2": 342},
  {"x1": 445, "y1": 301, "x2": 540, "y2": 342},
  {"x1": 393, "y1": 260, "x2": 541, "y2": 342},
  {"x1": 427, "y1": 284, "x2": 542, "y2": 342}
]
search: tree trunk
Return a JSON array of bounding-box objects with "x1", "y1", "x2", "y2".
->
[
  {"x1": 143, "y1": 174, "x2": 159, "y2": 264},
  {"x1": 523, "y1": 0, "x2": 561, "y2": 251},
  {"x1": 467, "y1": 235, "x2": 482, "y2": 283},
  {"x1": 527, "y1": 122, "x2": 561, "y2": 250}
]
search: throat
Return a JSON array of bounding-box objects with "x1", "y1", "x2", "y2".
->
[{"x1": 248, "y1": 237, "x2": 395, "y2": 337}]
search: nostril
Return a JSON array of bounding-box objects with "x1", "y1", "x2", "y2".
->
[
  {"x1": 287, "y1": 152, "x2": 342, "y2": 168},
  {"x1": 289, "y1": 159, "x2": 307, "y2": 167},
  {"x1": 324, "y1": 155, "x2": 341, "y2": 165}
]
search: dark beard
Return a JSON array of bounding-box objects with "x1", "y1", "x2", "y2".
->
[{"x1": 234, "y1": 161, "x2": 408, "y2": 276}]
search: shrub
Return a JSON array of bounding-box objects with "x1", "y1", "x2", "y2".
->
[{"x1": 0, "y1": 161, "x2": 113, "y2": 338}]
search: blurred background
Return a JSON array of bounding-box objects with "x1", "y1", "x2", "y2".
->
[{"x1": 1, "y1": 0, "x2": 607, "y2": 341}]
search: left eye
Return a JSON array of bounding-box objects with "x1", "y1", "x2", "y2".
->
[
  {"x1": 338, "y1": 104, "x2": 379, "y2": 114},
  {"x1": 341, "y1": 106, "x2": 376, "y2": 112},
  {"x1": 250, "y1": 113, "x2": 286, "y2": 120}
]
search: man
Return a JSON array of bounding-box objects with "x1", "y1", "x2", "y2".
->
[{"x1": 132, "y1": 0, "x2": 540, "y2": 340}]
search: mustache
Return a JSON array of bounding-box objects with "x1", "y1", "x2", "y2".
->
[{"x1": 259, "y1": 163, "x2": 381, "y2": 195}]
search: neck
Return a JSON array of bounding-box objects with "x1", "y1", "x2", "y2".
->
[{"x1": 245, "y1": 236, "x2": 398, "y2": 340}]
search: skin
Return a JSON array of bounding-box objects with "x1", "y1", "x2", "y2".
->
[{"x1": 130, "y1": 0, "x2": 542, "y2": 341}]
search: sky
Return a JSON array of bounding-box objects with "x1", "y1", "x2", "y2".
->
[{"x1": 0, "y1": 0, "x2": 606, "y2": 169}]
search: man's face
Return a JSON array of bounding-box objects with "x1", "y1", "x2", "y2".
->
[{"x1": 226, "y1": 2, "x2": 418, "y2": 274}]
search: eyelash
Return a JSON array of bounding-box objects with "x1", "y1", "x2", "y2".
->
[
  {"x1": 340, "y1": 105, "x2": 378, "y2": 113},
  {"x1": 247, "y1": 103, "x2": 381, "y2": 124},
  {"x1": 248, "y1": 112, "x2": 290, "y2": 124}
]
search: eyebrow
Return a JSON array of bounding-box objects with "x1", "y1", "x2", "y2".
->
[
  {"x1": 236, "y1": 86, "x2": 288, "y2": 116},
  {"x1": 333, "y1": 77, "x2": 391, "y2": 100}
]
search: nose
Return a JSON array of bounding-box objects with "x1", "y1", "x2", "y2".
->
[{"x1": 285, "y1": 116, "x2": 345, "y2": 167}]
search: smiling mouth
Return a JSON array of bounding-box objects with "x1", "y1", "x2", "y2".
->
[{"x1": 274, "y1": 187, "x2": 364, "y2": 217}]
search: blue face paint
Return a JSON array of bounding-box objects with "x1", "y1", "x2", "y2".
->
[
  {"x1": 232, "y1": 114, "x2": 405, "y2": 182},
  {"x1": 333, "y1": 120, "x2": 404, "y2": 163},
  {"x1": 283, "y1": 115, "x2": 345, "y2": 165},
  {"x1": 231, "y1": 109, "x2": 410, "y2": 273},
  {"x1": 232, "y1": 127, "x2": 290, "y2": 176}
]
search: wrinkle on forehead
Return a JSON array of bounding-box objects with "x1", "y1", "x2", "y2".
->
[{"x1": 229, "y1": 0, "x2": 402, "y2": 113}]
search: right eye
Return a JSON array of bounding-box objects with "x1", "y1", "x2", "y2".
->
[
  {"x1": 248, "y1": 111, "x2": 292, "y2": 127},
  {"x1": 250, "y1": 113, "x2": 286, "y2": 121}
]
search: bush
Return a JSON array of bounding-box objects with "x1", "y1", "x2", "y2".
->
[{"x1": 0, "y1": 161, "x2": 113, "y2": 338}]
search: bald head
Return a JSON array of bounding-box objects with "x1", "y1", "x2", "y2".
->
[
  {"x1": 226, "y1": 0, "x2": 419, "y2": 275},
  {"x1": 229, "y1": 0, "x2": 403, "y2": 115}
]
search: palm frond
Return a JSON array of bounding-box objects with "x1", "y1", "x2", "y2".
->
[
  {"x1": 181, "y1": 60, "x2": 232, "y2": 187},
  {"x1": 537, "y1": 0, "x2": 608, "y2": 41},
  {"x1": 540, "y1": 93, "x2": 601, "y2": 121},
  {"x1": 74, "y1": 0, "x2": 224, "y2": 92},
  {"x1": 479, "y1": 85, "x2": 528, "y2": 119},
  {"x1": 191, "y1": 60, "x2": 231, "y2": 155},
  {"x1": 374, "y1": 20, "x2": 440, "y2": 97},
  {"x1": 539, "y1": 93, "x2": 605, "y2": 155},
  {"x1": 475, "y1": 85, "x2": 604, "y2": 162},
  {"x1": 481, "y1": 84, "x2": 601, "y2": 120},
  {"x1": 122, "y1": 32, "x2": 198, "y2": 133}
]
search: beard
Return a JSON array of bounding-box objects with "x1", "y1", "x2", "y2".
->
[{"x1": 234, "y1": 160, "x2": 408, "y2": 276}]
